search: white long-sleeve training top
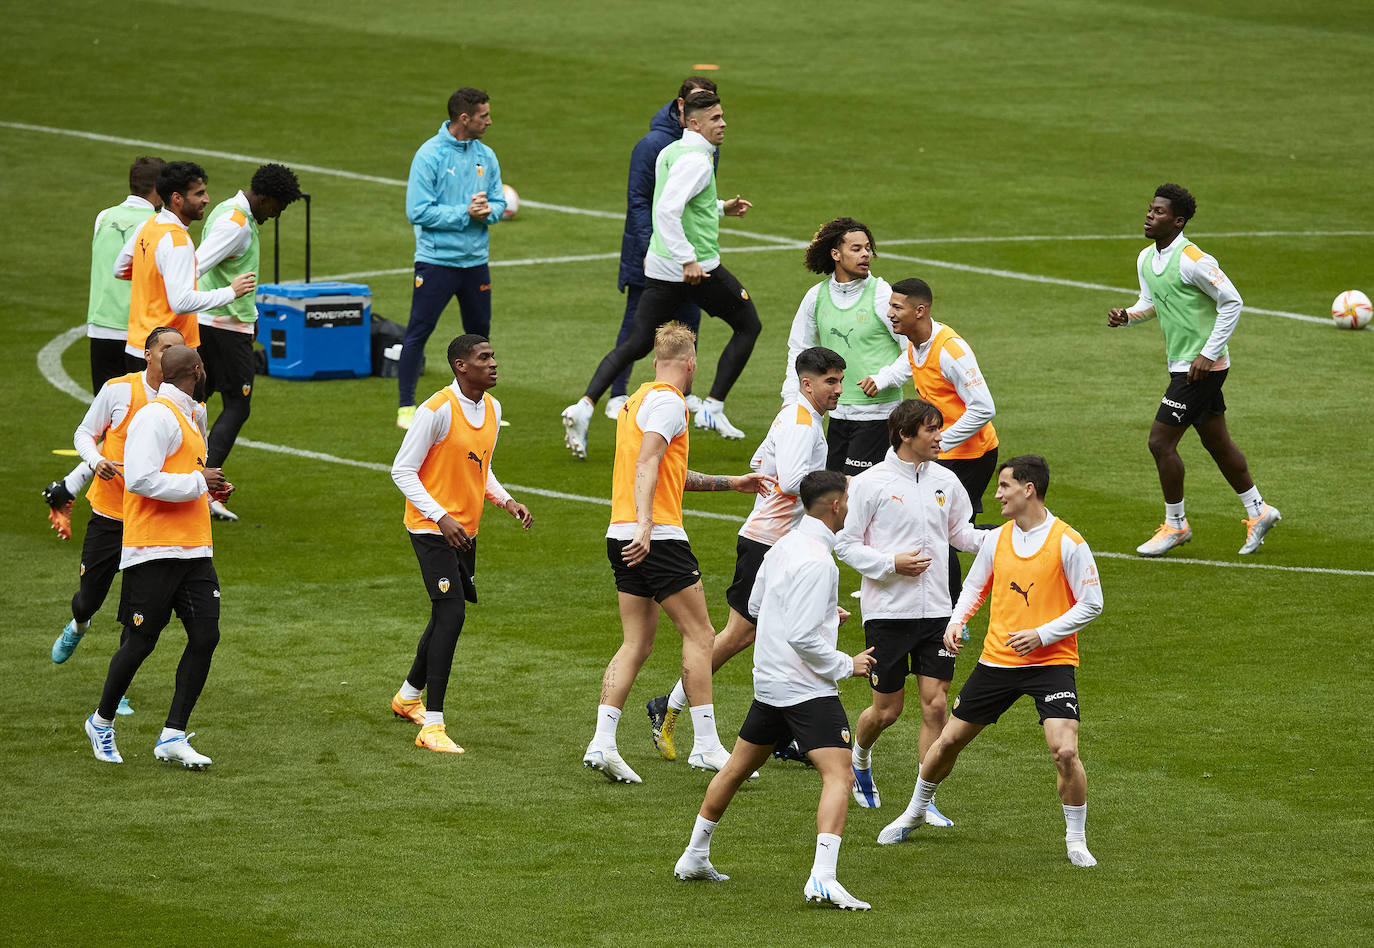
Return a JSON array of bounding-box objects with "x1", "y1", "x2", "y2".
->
[
  {"x1": 739, "y1": 397, "x2": 829, "y2": 546},
  {"x1": 867, "y1": 320, "x2": 997, "y2": 454},
  {"x1": 643, "y1": 129, "x2": 725, "y2": 282},
  {"x1": 121, "y1": 383, "x2": 213, "y2": 568},
  {"x1": 779, "y1": 275, "x2": 899, "y2": 421},
  {"x1": 952, "y1": 511, "x2": 1104, "y2": 662},
  {"x1": 1126, "y1": 231, "x2": 1243, "y2": 372},
  {"x1": 749, "y1": 515, "x2": 854, "y2": 706},
  {"x1": 391, "y1": 381, "x2": 511, "y2": 533},
  {"x1": 835, "y1": 449, "x2": 983, "y2": 620}
]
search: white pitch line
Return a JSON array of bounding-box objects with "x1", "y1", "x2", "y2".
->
[
  {"x1": 882, "y1": 229, "x2": 1374, "y2": 246},
  {"x1": 37, "y1": 328, "x2": 1371, "y2": 576}
]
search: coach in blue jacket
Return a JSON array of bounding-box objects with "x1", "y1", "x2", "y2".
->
[
  {"x1": 603, "y1": 78, "x2": 717, "y2": 417},
  {"x1": 397, "y1": 87, "x2": 506, "y2": 429}
]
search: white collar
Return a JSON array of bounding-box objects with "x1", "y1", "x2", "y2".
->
[
  {"x1": 884, "y1": 447, "x2": 934, "y2": 479},
  {"x1": 123, "y1": 195, "x2": 156, "y2": 210},
  {"x1": 1152, "y1": 232, "x2": 1187, "y2": 257},
  {"x1": 448, "y1": 380, "x2": 486, "y2": 407},
  {"x1": 1011, "y1": 509, "x2": 1055, "y2": 539},
  {"x1": 155, "y1": 382, "x2": 197, "y2": 416},
  {"x1": 154, "y1": 208, "x2": 188, "y2": 232},
  {"x1": 795, "y1": 514, "x2": 838, "y2": 551},
  {"x1": 681, "y1": 129, "x2": 714, "y2": 151}
]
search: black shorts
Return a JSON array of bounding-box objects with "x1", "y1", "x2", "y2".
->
[
  {"x1": 937, "y1": 448, "x2": 999, "y2": 517},
  {"x1": 738, "y1": 695, "x2": 852, "y2": 754},
  {"x1": 117, "y1": 557, "x2": 220, "y2": 634},
  {"x1": 74, "y1": 512, "x2": 124, "y2": 610},
  {"x1": 825, "y1": 417, "x2": 891, "y2": 477},
  {"x1": 198, "y1": 325, "x2": 258, "y2": 396},
  {"x1": 952, "y1": 663, "x2": 1080, "y2": 725},
  {"x1": 410, "y1": 532, "x2": 478, "y2": 603},
  {"x1": 1156, "y1": 369, "x2": 1227, "y2": 427},
  {"x1": 864, "y1": 617, "x2": 956, "y2": 692},
  {"x1": 640, "y1": 264, "x2": 755, "y2": 322},
  {"x1": 724, "y1": 535, "x2": 770, "y2": 623},
  {"x1": 606, "y1": 537, "x2": 701, "y2": 602},
  {"x1": 89, "y1": 338, "x2": 129, "y2": 393}
]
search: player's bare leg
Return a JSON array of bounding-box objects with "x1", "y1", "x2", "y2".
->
[
  {"x1": 915, "y1": 675, "x2": 955, "y2": 825},
  {"x1": 851, "y1": 688, "x2": 903, "y2": 807},
  {"x1": 674, "y1": 737, "x2": 772, "y2": 883},
  {"x1": 584, "y1": 593, "x2": 658, "y2": 783},
  {"x1": 1045, "y1": 717, "x2": 1095, "y2": 867},
  {"x1": 1138, "y1": 420, "x2": 1194, "y2": 555},
  {"x1": 661, "y1": 582, "x2": 730, "y2": 768},
  {"x1": 879, "y1": 716, "x2": 983, "y2": 844},
  {"x1": 710, "y1": 607, "x2": 756, "y2": 672},
  {"x1": 1195, "y1": 412, "x2": 1281, "y2": 553},
  {"x1": 804, "y1": 746, "x2": 871, "y2": 910}
]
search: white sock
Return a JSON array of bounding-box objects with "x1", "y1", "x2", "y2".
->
[
  {"x1": 687, "y1": 814, "x2": 717, "y2": 854},
  {"x1": 1237, "y1": 486, "x2": 1265, "y2": 517},
  {"x1": 1063, "y1": 802, "x2": 1087, "y2": 843},
  {"x1": 159, "y1": 727, "x2": 185, "y2": 742},
  {"x1": 399, "y1": 681, "x2": 422, "y2": 701},
  {"x1": 667, "y1": 680, "x2": 688, "y2": 712},
  {"x1": 811, "y1": 833, "x2": 841, "y2": 880},
  {"x1": 423, "y1": 710, "x2": 444, "y2": 727},
  {"x1": 594, "y1": 704, "x2": 621, "y2": 749},
  {"x1": 904, "y1": 776, "x2": 939, "y2": 821},
  {"x1": 703, "y1": 397, "x2": 725, "y2": 412},
  {"x1": 1165, "y1": 501, "x2": 1187, "y2": 528},
  {"x1": 852, "y1": 742, "x2": 872, "y2": 769},
  {"x1": 92, "y1": 711, "x2": 114, "y2": 728},
  {"x1": 689, "y1": 704, "x2": 721, "y2": 752},
  {"x1": 75, "y1": 618, "x2": 91, "y2": 633}
]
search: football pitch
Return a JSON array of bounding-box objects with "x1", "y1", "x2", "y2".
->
[{"x1": 2, "y1": 0, "x2": 1372, "y2": 943}]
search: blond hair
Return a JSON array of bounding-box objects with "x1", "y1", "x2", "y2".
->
[{"x1": 654, "y1": 322, "x2": 697, "y2": 362}]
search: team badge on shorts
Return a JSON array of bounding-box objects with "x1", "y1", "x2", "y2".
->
[
  {"x1": 740, "y1": 288, "x2": 749, "y2": 301},
  {"x1": 241, "y1": 384, "x2": 252, "y2": 397},
  {"x1": 841, "y1": 728, "x2": 851, "y2": 744},
  {"x1": 935, "y1": 489, "x2": 946, "y2": 508},
  {"x1": 80, "y1": 563, "x2": 86, "y2": 576},
  {"x1": 415, "y1": 275, "x2": 424, "y2": 288},
  {"x1": 870, "y1": 671, "x2": 880, "y2": 687},
  {"x1": 132, "y1": 613, "x2": 144, "y2": 627},
  {"x1": 953, "y1": 695, "x2": 961, "y2": 710},
  {"x1": 438, "y1": 577, "x2": 450, "y2": 594}
]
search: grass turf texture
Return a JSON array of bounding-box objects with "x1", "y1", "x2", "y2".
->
[{"x1": 2, "y1": 0, "x2": 1373, "y2": 944}]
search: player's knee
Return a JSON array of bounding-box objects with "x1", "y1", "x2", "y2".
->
[
  {"x1": 874, "y1": 702, "x2": 903, "y2": 729},
  {"x1": 922, "y1": 692, "x2": 949, "y2": 725},
  {"x1": 1050, "y1": 742, "x2": 1079, "y2": 772},
  {"x1": 1146, "y1": 432, "x2": 1173, "y2": 457}
]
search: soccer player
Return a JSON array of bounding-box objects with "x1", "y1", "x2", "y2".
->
[
  {"x1": 648, "y1": 346, "x2": 846, "y2": 762},
  {"x1": 397, "y1": 87, "x2": 506, "y2": 430},
  {"x1": 604, "y1": 77, "x2": 715, "y2": 420},
  {"x1": 52, "y1": 327, "x2": 202, "y2": 689},
  {"x1": 877, "y1": 455, "x2": 1104, "y2": 869},
  {"x1": 390, "y1": 335, "x2": 532, "y2": 753},
  {"x1": 83, "y1": 345, "x2": 231, "y2": 769},
  {"x1": 782, "y1": 218, "x2": 901, "y2": 476},
  {"x1": 834, "y1": 398, "x2": 982, "y2": 824},
  {"x1": 195, "y1": 162, "x2": 302, "y2": 521},
  {"x1": 562, "y1": 90, "x2": 760, "y2": 455},
  {"x1": 116, "y1": 161, "x2": 256, "y2": 370},
  {"x1": 1108, "y1": 183, "x2": 1281, "y2": 556},
  {"x1": 41, "y1": 157, "x2": 166, "y2": 540},
  {"x1": 860, "y1": 277, "x2": 998, "y2": 605},
  {"x1": 673, "y1": 470, "x2": 877, "y2": 911},
  {"x1": 582, "y1": 322, "x2": 772, "y2": 783}
]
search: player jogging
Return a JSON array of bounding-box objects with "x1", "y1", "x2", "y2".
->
[
  {"x1": 583, "y1": 322, "x2": 771, "y2": 784},
  {"x1": 782, "y1": 218, "x2": 901, "y2": 476},
  {"x1": 648, "y1": 346, "x2": 845, "y2": 762},
  {"x1": 673, "y1": 470, "x2": 877, "y2": 910},
  {"x1": 877, "y1": 455, "x2": 1103, "y2": 868},
  {"x1": 1108, "y1": 183, "x2": 1280, "y2": 556},
  {"x1": 390, "y1": 335, "x2": 532, "y2": 753}
]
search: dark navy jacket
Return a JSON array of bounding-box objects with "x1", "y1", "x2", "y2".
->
[{"x1": 617, "y1": 101, "x2": 719, "y2": 291}]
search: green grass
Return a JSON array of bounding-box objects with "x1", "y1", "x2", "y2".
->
[{"x1": 2, "y1": 1, "x2": 1373, "y2": 944}]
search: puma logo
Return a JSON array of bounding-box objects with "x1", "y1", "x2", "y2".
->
[
  {"x1": 1171, "y1": 411, "x2": 1184, "y2": 422},
  {"x1": 444, "y1": 167, "x2": 456, "y2": 176},
  {"x1": 828, "y1": 327, "x2": 855, "y2": 347},
  {"x1": 467, "y1": 449, "x2": 488, "y2": 467},
  {"x1": 1066, "y1": 702, "x2": 1078, "y2": 714},
  {"x1": 1010, "y1": 581, "x2": 1033, "y2": 605}
]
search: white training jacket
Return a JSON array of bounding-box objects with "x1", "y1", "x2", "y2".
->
[{"x1": 835, "y1": 448, "x2": 982, "y2": 620}]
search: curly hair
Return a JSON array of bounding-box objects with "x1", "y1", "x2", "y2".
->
[
  {"x1": 803, "y1": 217, "x2": 875, "y2": 275},
  {"x1": 1155, "y1": 183, "x2": 1196, "y2": 222},
  {"x1": 156, "y1": 161, "x2": 207, "y2": 205},
  {"x1": 251, "y1": 163, "x2": 302, "y2": 207}
]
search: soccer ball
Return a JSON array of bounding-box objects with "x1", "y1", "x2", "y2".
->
[
  {"x1": 502, "y1": 184, "x2": 519, "y2": 221},
  {"x1": 1331, "y1": 290, "x2": 1372, "y2": 330}
]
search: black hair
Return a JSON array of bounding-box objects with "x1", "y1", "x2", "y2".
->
[
  {"x1": 889, "y1": 277, "x2": 933, "y2": 305},
  {"x1": 794, "y1": 346, "x2": 846, "y2": 377},
  {"x1": 251, "y1": 163, "x2": 302, "y2": 206},
  {"x1": 803, "y1": 217, "x2": 876, "y2": 275},
  {"x1": 129, "y1": 156, "x2": 165, "y2": 196},
  {"x1": 999, "y1": 454, "x2": 1050, "y2": 501},
  {"x1": 143, "y1": 325, "x2": 183, "y2": 351},
  {"x1": 800, "y1": 469, "x2": 847, "y2": 510},
  {"x1": 683, "y1": 89, "x2": 720, "y2": 119},
  {"x1": 1154, "y1": 183, "x2": 1196, "y2": 222},
  {"x1": 156, "y1": 161, "x2": 207, "y2": 205},
  {"x1": 448, "y1": 87, "x2": 489, "y2": 122},
  {"x1": 678, "y1": 76, "x2": 718, "y2": 100},
  {"x1": 448, "y1": 334, "x2": 488, "y2": 365},
  {"x1": 887, "y1": 398, "x2": 943, "y2": 451}
]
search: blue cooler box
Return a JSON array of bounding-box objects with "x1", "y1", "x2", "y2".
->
[{"x1": 255, "y1": 282, "x2": 372, "y2": 379}]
